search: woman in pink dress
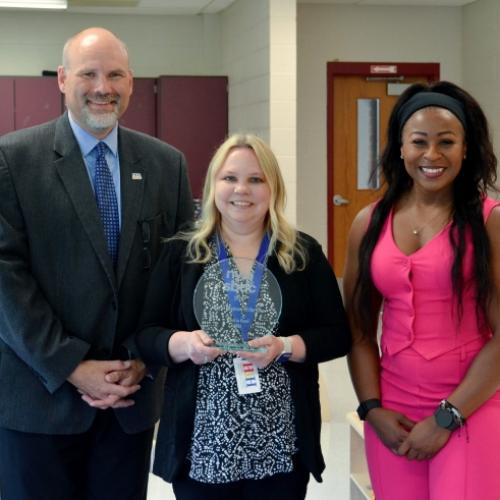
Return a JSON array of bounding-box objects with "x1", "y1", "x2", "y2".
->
[{"x1": 344, "y1": 81, "x2": 500, "y2": 499}]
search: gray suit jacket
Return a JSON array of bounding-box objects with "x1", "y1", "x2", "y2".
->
[{"x1": 0, "y1": 113, "x2": 193, "y2": 434}]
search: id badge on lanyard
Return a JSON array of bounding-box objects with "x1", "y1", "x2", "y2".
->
[{"x1": 217, "y1": 233, "x2": 270, "y2": 395}]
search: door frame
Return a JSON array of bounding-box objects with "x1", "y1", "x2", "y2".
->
[{"x1": 326, "y1": 61, "x2": 440, "y2": 266}]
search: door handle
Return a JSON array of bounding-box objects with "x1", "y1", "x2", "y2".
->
[{"x1": 333, "y1": 194, "x2": 350, "y2": 206}]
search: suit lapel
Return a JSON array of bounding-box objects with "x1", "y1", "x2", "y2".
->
[
  {"x1": 115, "y1": 128, "x2": 145, "y2": 289},
  {"x1": 53, "y1": 114, "x2": 117, "y2": 289}
]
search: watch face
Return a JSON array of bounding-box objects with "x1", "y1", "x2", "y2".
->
[{"x1": 435, "y1": 408, "x2": 454, "y2": 429}]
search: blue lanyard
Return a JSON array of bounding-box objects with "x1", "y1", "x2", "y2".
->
[{"x1": 216, "y1": 232, "x2": 270, "y2": 342}]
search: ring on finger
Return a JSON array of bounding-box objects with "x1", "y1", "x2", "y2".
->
[{"x1": 204, "y1": 355, "x2": 209, "y2": 364}]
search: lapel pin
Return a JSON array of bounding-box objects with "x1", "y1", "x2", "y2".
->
[{"x1": 132, "y1": 173, "x2": 143, "y2": 180}]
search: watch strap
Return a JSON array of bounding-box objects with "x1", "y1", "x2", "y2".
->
[
  {"x1": 276, "y1": 336, "x2": 293, "y2": 364},
  {"x1": 434, "y1": 399, "x2": 465, "y2": 431},
  {"x1": 356, "y1": 398, "x2": 382, "y2": 421}
]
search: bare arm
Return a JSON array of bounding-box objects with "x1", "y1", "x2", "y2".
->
[
  {"x1": 344, "y1": 207, "x2": 383, "y2": 401},
  {"x1": 344, "y1": 206, "x2": 415, "y2": 450}
]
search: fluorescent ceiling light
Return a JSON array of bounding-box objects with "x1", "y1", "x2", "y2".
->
[{"x1": 0, "y1": 0, "x2": 67, "y2": 8}]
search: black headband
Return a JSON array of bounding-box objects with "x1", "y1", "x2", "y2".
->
[{"x1": 397, "y1": 92, "x2": 467, "y2": 136}]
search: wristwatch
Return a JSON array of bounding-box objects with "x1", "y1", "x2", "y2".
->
[
  {"x1": 434, "y1": 400, "x2": 465, "y2": 431},
  {"x1": 276, "y1": 336, "x2": 293, "y2": 364},
  {"x1": 356, "y1": 398, "x2": 381, "y2": 421}
]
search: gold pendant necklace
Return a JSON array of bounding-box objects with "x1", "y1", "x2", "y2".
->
[{"x1": 411, "y1": 206, "x2": 452, "y2": 236}]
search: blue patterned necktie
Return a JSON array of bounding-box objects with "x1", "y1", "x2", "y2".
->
[{"x1": 94, "y1": 142, "x2": 120, "y2": 266}]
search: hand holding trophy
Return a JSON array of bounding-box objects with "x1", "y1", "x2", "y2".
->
[{"x1": 193, "y1": 233, "x2": 282, "y2": 353}]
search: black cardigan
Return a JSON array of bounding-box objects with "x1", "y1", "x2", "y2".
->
[{"x1": 136, "y1": 232, "x2": 351, "y2": 483}]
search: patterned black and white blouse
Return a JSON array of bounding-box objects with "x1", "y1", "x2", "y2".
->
[{"x1": 188, "y1": 242, "x2": 297, "y2": 483}]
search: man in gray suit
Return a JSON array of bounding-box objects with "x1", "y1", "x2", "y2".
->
[{"x1": 0, "y1": 27, "x2": 193, "y2": 500}]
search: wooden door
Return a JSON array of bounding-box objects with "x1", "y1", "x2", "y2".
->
[{"x1": 327, "y1": 62, "x2": 439, "y2": 276}]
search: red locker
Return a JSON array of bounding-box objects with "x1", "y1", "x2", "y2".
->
[
  {"x1": 157, "y1": 76, "x2": 228, "y2": 199},
  {"x1": 120, "y1": 77, "x2": 156, "y2": 136},
  {"x1": 14, "y1": 76, "x2": 63, "y2": 130},
  {"x1": 0, "y1": 77, "x2": 15, "y2": 136}
]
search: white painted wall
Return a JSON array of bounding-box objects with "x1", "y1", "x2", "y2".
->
[
  {"x1": 0, "y1": 11, "x2": 223, "y2": 77},
  {"x1": 463, "y1": 0, "x2": 500, "y2": 164},
  {"x1": 297, "y1": 4, "x2": 463, "y2": 249},
  {"x1": 221, "y1": 0, "x2": 297, "y2": 221},
  {"x1": 221, "y1": 0, "x2": 271, "y2": 138},
  {"x1": 269, "y1": 0, "x2": 297, "y2": 221}
]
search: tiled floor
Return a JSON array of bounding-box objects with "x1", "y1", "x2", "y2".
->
[{"x1": 147, "y1": 421, "x2": 351, "y2": 500}]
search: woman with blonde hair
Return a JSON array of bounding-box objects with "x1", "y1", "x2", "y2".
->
[{"x1": 135, "y1": 133, "x2": 351, "y2": 499}]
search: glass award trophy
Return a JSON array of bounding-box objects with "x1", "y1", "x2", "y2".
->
[{"x1": 193, "y1": 255, "x2": 282, "y2": 352}]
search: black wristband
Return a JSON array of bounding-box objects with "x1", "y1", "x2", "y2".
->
[{"x1": 356, "y1": 398, "x2": 382, "y2": 421}]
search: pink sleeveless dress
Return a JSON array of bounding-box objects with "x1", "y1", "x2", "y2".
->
[{"x1": 364, "y1": 197, "x2": 500, "y2": 500}]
